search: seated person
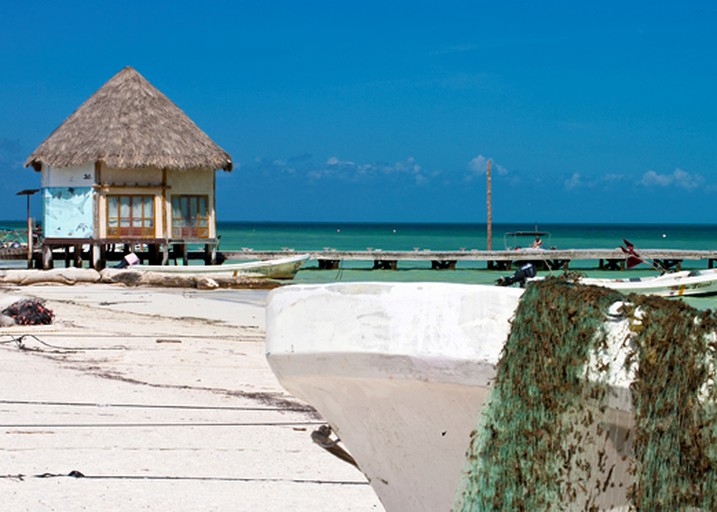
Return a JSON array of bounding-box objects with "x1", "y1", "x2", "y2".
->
[{"x1": 531, "y1": 236, "x2": 543, "y2": 249}]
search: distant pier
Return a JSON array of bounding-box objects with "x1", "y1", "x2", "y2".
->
[
  {"x1": 6, "y1": 246, "x2": 717, "y2": 272},
  {"x1": 222, "y1": 248, "x2": 717, "y2": 271}
]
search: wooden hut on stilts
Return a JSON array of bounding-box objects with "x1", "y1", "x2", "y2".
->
[{"x1": 25, "y1": 66, "x2": 232, "y2": 270}]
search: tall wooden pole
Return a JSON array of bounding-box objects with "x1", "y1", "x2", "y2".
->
[
  {"x1": 486, "y1": 159, "x2": 492, "y2": 250},
  {"x1": 26, "y1": 197, "x2": 33, "y2": 269}
]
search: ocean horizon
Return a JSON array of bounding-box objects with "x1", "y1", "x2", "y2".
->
[
  {"x1": 213, "y1": 220, "x2": 717, "y2": 252},
  {"x1": 3, "y1": 219, "x2": 716, "y2": 252},
  {"x1": 215, "y1": 221, "x2": 717, "y2": 311},
  {"x1": 1, "y1": 219, "x2": 716, "y2": 308}
]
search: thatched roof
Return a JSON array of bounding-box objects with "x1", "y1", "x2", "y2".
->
[{"x1": 25, "y1": 66, "x2": 232, "y2": 172}]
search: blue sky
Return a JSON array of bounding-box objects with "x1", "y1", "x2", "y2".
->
[{"x1": 1, "y1": 1, "x2": 716, "y2": 224}]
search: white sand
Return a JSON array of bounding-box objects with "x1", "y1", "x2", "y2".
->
[{"x1": 0, "y1": 283, "x2": 383, "y2": 511}]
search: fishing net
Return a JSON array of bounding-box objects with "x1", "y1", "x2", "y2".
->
[
  {"x1": 454, "y1": 277, "x2": 717, "y2": 511},
  {"x1": 2, "y1": 299, "x2": 54, "y2": 325}
]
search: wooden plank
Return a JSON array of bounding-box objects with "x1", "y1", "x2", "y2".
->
[{"x1": 222, "y1": 249, "x2": 717, "y2": 263}]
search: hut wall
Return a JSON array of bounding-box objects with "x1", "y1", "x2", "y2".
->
[
  {"x1": 165, "y1": 168, "x2": 216, "y2": 239},
  {"x1": 102, "y1": 166, "x2": 163, "y2": 186},
  {"x1": 96, "y1": 187, "x2": 164, "y2": 239},
  {"x1": 42, "y1": 163, "x2": 95, "y2": 187},
  {"x1": 95, "y1": 166, "x2": 166, "y2": 239},
  {"x1": 41, "y1": 163, "x2": 96, "y2": 239},
  {"x1": 38, "y1": 163, "x2": 217, "y2": 241}
]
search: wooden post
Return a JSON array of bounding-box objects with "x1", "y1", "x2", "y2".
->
[
  {"x1": 162, "y1": 243, "x2": 170, "y2": 265},
  {"x1": 26, "y1": 216, "x2": 33, "y2": 269},
  {"x1": 486, "y1": 159, "x2": 492, "y2": 251},
  {"x1": 73, "y1": 244, "x2": 82, "y2": 267},
  {"x1": 16, "y1": 189, "x2": 39, "y2": 269},
  {"x1": 91, "y1": 243, "x2": 103, "y2": 269},
  {"x1": 180, "y1": 243, "x2": 188, "y2": 266},
  {"x1": 42, "y1": 244, "x2": 53, "y2": 269}
]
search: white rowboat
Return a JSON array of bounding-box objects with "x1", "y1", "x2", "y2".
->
[
  {"x1": 559, "y1": 268, "x2": 717, "y2": 297},
  {"x1": 134, "y1": 253, "x2": 310, "y2": 279}
]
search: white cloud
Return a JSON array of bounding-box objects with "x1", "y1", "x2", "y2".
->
[
  {"x1": 564, "y1": 172, "x2": 582, "y2": 190},
  {"x1": 467, "y1": 155, "x2": 507, "y2": 180},
  {"x1": 317, "y1": 156, "x2": 431, "y2": 185},
  {"x1": 251, "y1": 156, "x2": 297, "y2": 175},
  {"x1": 640, "y1": 170, "x2": 672, "y2": 187},
  {"x1": 561, "y1": 172, "x2": 627, "y2": 190},
  {"x1": 640, "y1": 168, "x2": 703, "y2": 191},
  {"x1": 468, "y1": 155, "x2": 488, "y2": 175},
  {"x1": 392, "y1": 156, "x2": 422, "y2": 176},
  {"x1": 326, "y1": 156, "x2": 356, "y2": 167}
]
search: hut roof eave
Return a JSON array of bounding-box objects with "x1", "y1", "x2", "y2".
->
[
  {"x1": 25, "y1": 66, "x2": 233, "y2": 173},
  {"x1": 26, "y1": 155, "x2": 233, "y2": 173}
]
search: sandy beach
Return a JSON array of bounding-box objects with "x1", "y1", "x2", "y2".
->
[{"x1": 0, "y1": 283, "x2": 382, "y2": 511}]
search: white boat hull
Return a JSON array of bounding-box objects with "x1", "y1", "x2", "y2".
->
[
  {"x1": 282, "y1": 354, "x2": 494, "y2": 511},
  {"x1": 267, "y1": 283, "x2": 519, "y2": 511},
  {"x1": 563, "y1": 268, "x2": 717, "y2": 297},
  {"x1": 266, "y1": 283, "x2": 640, "y2": 511},
  {"x1": 134, "y1": 254, "x2": 310, "y2": 279}
]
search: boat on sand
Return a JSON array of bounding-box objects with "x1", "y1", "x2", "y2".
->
[
  {"x1": 267, "y1": 283, "x2": 520, "y2": 511},
  {"x1": 266, "y1": 281, "x2": 716, "y2": 511},
  {"x1": 131, "y1": 253, "x2": 310, "y2": 279}
]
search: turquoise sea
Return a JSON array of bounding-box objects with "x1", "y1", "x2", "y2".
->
[
  {"x1": 215, "y1": 221, "x2": 717, "y2": 309},
  {"x1": 217, "y1": 221, "x2": 717, "y2": 254},
  {"x1": 218, "y1": 222, "x2": 717, "y2": 308},
  {"x1": 3, "y1": 220, "x2": 717, "y2": 308}
]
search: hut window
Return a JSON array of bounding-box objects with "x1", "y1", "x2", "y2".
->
[
  {"x1": 171, "y1": 195, "x2": 209, "y2": 238},
  {"x1": 107, "y1": 195, "x2": 155, "y2": 238}
]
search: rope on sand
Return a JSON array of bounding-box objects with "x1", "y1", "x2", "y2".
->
[
  {"x1": 0, "y1": 398, "x2": 315, "y2": 413},
  {"x1": 0, "y1": 334, "x2": 128, "y2": 352},
  {"x1": 0, "y1": 470, "x2": 368, "y2": 485}
]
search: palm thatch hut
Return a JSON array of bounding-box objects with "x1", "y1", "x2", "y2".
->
[{"x1": 25, "y1": 66, "x2": 232, "y2": 269}]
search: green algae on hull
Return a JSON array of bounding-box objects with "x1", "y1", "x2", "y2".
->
[{"x1": 455, "y1": 277, "x2": 717, "y2": 511}]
